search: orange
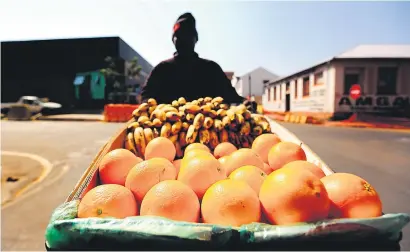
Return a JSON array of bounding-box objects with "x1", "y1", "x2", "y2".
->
[
  {"x1": 282, "y1": 160, "x2": 326, "y2": 179},
  {"x1": 184, "y1": 143, "x2": 210, "y2": 154},
  {"x1": 262, "y1": 163, "x2": 272, "y2": 175},
  {"x1": 259, "y1": 166, "x2": 330, "y2": 225},
  {"x1": 144, "y1": 137, "x2": 176, "y2": 161},
  {"x1": 228, "y1": 165, "x2": 267, "y2": 194},
  {"x1": 224, "y1": 148, "x2": 265, "y2": 176},
  {"x1": 178, "y1": 154, "x2": 226, "y2": 199},
  {"x1": 140, "y1": 180, "x2": 200, "y2": 222},
  {"x1": 267, "y1": 142, "x2": 306, "y2": 171},
  {"x1": 125, "y1": 157, "x2": 177, "y2": 204},
  {"x1": 213, "y1": 142, "x2": 237, "y2": 159},
  {"x1": 321, "y1": 173, "x2": 382, "y2": 219},
  {"x1": 78, "y1": 184, "x2": 137, "y2": 218},
  {"x1": 252, "y1": 133, "x2": 281, "y2": 163},
  {"x1": 201, "y1": 179, "x2": 261, "y2": 226},
  {"x1": 172, "y1": 159, "x2": 182, "y2": 176},
  {"x1": 98, "y1": 148, "x2": 143, "y2": 186}
]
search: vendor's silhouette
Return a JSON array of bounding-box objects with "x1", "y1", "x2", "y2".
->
[{"x1": 141, "y1": 12, "x2": 255, "y2": 111}]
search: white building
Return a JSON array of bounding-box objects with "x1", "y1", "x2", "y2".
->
[
  {"x1": 232, "y1": 67, "x2": 280, "y2": 102},
  {"x1": 262, "y1": 45, "x2": 410, "y2": 118}
]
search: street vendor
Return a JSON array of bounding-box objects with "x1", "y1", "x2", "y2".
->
[{"x1": 141, "y1": 12, "x2": 256, "y2": 111}]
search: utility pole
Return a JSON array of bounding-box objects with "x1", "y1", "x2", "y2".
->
[{"x1": 248, "y1": 75, "x2": 252, "y2": 100}]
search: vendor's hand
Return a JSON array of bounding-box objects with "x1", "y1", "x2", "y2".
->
[{"x1": 243, "y1": 100, "x2": 256, "y2": 113}]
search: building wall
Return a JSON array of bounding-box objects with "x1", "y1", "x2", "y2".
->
[
  {"x1": 263, "y1": 64, "x2": 336, "y2": 115},
  {"x1": 238, "y1": 68, "x2": 279, "y2": 98},
  {"x1": 333, "y1": 59, "x2": 410, "y2": 114}
]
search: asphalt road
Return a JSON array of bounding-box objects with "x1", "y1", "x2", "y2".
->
[
  {"x1": 1, "y1": 121, "x2": 410, "y2": 250},
  {"x1": 280, "y1": 122, "x2": 410, "y2": 250},
  {"x1": 1, "y1": 121, "x2": 123, "y2": 251}
]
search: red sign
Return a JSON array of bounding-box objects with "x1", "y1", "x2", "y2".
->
[{"x1": 349, "y1": 84, "x2": 361, "y2": 100}]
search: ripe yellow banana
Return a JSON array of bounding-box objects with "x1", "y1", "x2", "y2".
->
[
  {"x1": 142, "y1": 120, "x2": 154, "y2": 128},
  {"x1": 185, "y1": 113, "x2": 195, "y2": 123},
  {"x1": 181, "y1": 122, "x2": 190, "y2": 132},
  {"x1": 127, "y1": 121, "x2": 140, "y2": 132},
  {"x1": 185, "y1": 104, "x2": 201, "y2": 114},
  {"x1": 216, "y1": 109, "x2": 227, "y2": 118},
  {"x1": 169, "y1": 134, "x2": 178, "y2": 144},
  {"x1": 235, "y1": 114, "x2": 245, "y2": 125},
  {"x1": 252, "y1": 125, "x2": 263, "y2": 136},
  {"x1": 204, "y1": 97, "x2": 212, "y2": 103},
  {"x1": 143, "y1": 128, "x2": 154, "y2": 144},
  {"x1": 152, "y1": 118, "x2": 163, "y2": 128},
  {"x1": 219, "y1": 129, "x2": 229, "y2": 143},
  {"x1": 171, "y1": 121, "x2": 182, "y2": 134},
  {"x1": 199, "y1": 129, "x2": 211, "y2": 145},
  {"x1": 166, "y1": 111, "x2": 181, "y2": 122},
  {"x1": 222, "y1": 116, "x2": 231, "y2": 128},
  {"x1": 239, "y1": 121, "x2": 251, "y2": 136},
  {"x1": 150, "y1": 109, "x2": 166, "y2": 121},
  {"x1": 178, "y1": 97, "x2": 187, "y2": 106},
  {"x1": 213, "y1": 119, "x2": 223, "y2": 132},
  {"x1": 193, "y1": 113, "x2": 205, "y2": 129},
  {"x1": 133, "y1": 127, "x2": 146, "y2": 157},
  {"x1": 147, "y1": 98, "x2": 157, "y2": 107},
  {"x1": 203, "y1": 117, "x2": 214, "y2": 129},
  {"x1": 186, "y1": 125, "x2": 198, "y2": 144},
  {"x1": 138, "y1": 103, "x2": 149, "y2": 112},
  {"x1": 153, "y1": 128, "x2": 160, "y2": 138},
  {"x1": 161, "y1": 122, "x2": 172, "y2": 138},
  {"x1": 126, "y1": 132, "x2": 137, "y2": 155},
  {"x1": 171, "y1": 100, "x2": 179, "y2": 107}
]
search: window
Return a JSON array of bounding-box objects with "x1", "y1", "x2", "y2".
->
[
  {"x1": 377, "y1": 67, "x2": 397, "y2": 95},
  {"x1": 343, "y1": 67, "x2": 364, "y2": 94},
  {"x1": 267, "y1": 87, "x2": 271, "y2": 101},
  {"x1": 302, "y1": 77, "x2": 310, "y2": 97},
  {"x1": 294, "y1": 80, "x2": 298, "y2": 99},
  {"x1": 314, "y1": 72, "x2": 324, "y2": 86},
  {"x1": 277, "y1": 84, "x2": 281, "y2": 101},
  {"x1": 273, "y1": 86, "x2": 276, "y2": 101},
  {"x1": 263, "y1": 80, "x2": 270, "y2": 85}
]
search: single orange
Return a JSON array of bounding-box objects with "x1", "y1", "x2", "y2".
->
[
  {"x1": 321, "y1": 173, "x2": 382, "y2": 219},
  {"x1": 252, "y1": 133, "x2": 281, "y2": 163},
  {"x1": 229, "y1": 165, "x2": 267, "y2": 194},
  {"x1": 213, "y1": 142, "x2": 237, "y2": 159},
  {"x1": 184, "y1": 143, "x2": 210, "y2": 154},
  {"x1": 201, "y1": 179, "x2": 261, "y2": 226},
  {"x1": 282, "y1": 160, "x2": 326, "y2": 179},
  {"x1": 224, "y1": 148, "x2": 265, "y2": 176},
  {"x1": 78, "y1": 184, "x2": 138, "y2": 218},
  {"x1": 144, "y1": 137, "x2": 176, "y2": 161},
  {"x1": 267, "y1": 142, "x2": 306, "y2": 171}
]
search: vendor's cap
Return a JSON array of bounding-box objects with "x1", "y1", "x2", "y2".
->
[{"x1": 172, "y1": 12, "x2": 198, "y2": 41}]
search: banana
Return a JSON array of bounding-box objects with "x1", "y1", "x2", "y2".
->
[
  {"x1": 178, "y1": 111, "x2": 186, "y2": 121},
  {"x1": 185, "y1": 113, "x2": 195, "y2": 123},
  {"x1": 143, "y1": 128, "x2": 154, "y2": 144},
  {"x1": 239, "y1": 121, "x2": 251, "y2": 136},
  {"x1": 137, "y1": 115, "x2": 149, "y2": 124},
  {"x1": 213, "y1": 119, "x2": 224, "y2": 132},
  {"x1": 171, "y1": 121, "x2": 182, "y2": 134},
  {"x1": 211, "y1": 96, "x2": 224, "y2": 104},
  {"x1": 161, "y1": 106, "x2": 178, "y2": 113},
  {"x1": 219, "y1": 104, "x2": 229, "y2": 110},
  {"x1": 153, "y1": 128, "x2": 160, "y2": 138},
  {"x1": 200, "y1": 104, "x2": 212, "y2": 114},
  {"x1": 138, "y1": 103, "x2": 149, "y2": 112},
  {"x1": 197, "y1": 98, "x2": 204, "y2": 105},
  {"x1": 203, "y1": 117, "x2": 214, "y2": 129},
  {"x1": 175, "y1": 141, "x2": 184, "y2": 159},
  {"x1": 132, "y1": 108, "x2": 142, "y2": 118},
  {"x1": 181, "y1": 122, "x2": 190, "y2": 131},
  {"x1": 219, "y1": 129, "x2": 229, "y2": 143},
  {"x1": 227, "y1": 110, "x2": 236, "y2": 121},
  {"x1": 235, "y1": 114, "x2": 245, "y2": 125},
  {"x1": 216, "y1": 109, "x2": 227, "y2": 118},
  {"x1": 193, "y1": 113, "x2": 205, "y2": 130},
  {"x1": 140, "y1": 111, "x2": 149, "y2": 118},
  {"x1": 171, "y1": 100, "x2": 179, "y2": 108},
  {"x1": 127, "y1": 121, "x2": 140, "y2": 132},
  {"x1": 160, "y1": 122, "x2": 172, "y2": 138},
  {"x1": 152, "y1": 118, "x2": 163, "y2": 128},
  {"x1": 142, "y1": 120, "x2": 153, "y2": 128},
  {"x1": 148, "y1": 106, "x2": 156, "y2": 116},
  {"x1": 169, "y1": 134, "x2": 178, "y2": 144},
  {"x1": 240, "y1": 135, "x2": 251, "y2": 148},
  {"x1": 208, "y1": 130, "x2": 220, "y2": 150},
  {"x1": 252, "y1": 125, "x2": 263, "y2": 137},
  {"x1": 165, "y1": 111, "x2": 181, "y2": 122},
  {"x1": 258, "y1": 121, "x2": 272, "y2": 133},
  {"x1": 178, "y1": 97, "x2": 187, "y2": 106},
  {"x1": 133, "y1": 127, "x2": 146, "y2": 157},
  {"x1": 186, "y1": 125, "x2": 198, "y2": 144},
  {"x1": 228, "y1": 130, "x2": 241, "y2": 148},
  {"x1": 204, "y1": 97, "x2": 212, "y2": 103},
  {"x1": 206, "y1": 102, "x2": 215, "y2": 110},
  {"x1": 126, "y1": 132, "x2": 138, "y2": 155},
  {"x1": 199, "y1": 129, "x2": 211, "y2": 145},
  {"x1": 179, "y1": 131, "x2": 188, "y2": 147},
  {"x1": 207, "y1": 110, "x2": 218, "y2": 119},
  {"x1": 150, "y1": 109, "x2": 166, "y2": 121},
  {"x1": 147, "y1": 98, "x2": 157, "y2": 107},
  {"x1": 243, "y1": 110, "x2": 252, "y2": 120},
  {"x1": 191, "y1": 100, "x2": 200, "y2": 106},
  {"x1": 156, "y1": 104, "x2": 167, "y2": 110},
  {"x1": 221, "y1": 116, "x2": 231, "y2": 128},
  {"x1": 185, "y1": 104, "x2": 201, "y2": 114},
  {"x1": 235, "y1": 104, "x2": 247, "y2": 115},
  {"x1": 178, "y1": 105, "x2": 186, "y2": 113}
]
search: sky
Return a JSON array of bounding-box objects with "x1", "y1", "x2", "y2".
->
[{"x1": 1, "y1": 0, "x2": 410, "y2": 77}]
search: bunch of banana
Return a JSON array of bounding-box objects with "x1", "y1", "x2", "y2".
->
[{"x1": 124, "y1": 97, "x2": 272, "y2": 158}]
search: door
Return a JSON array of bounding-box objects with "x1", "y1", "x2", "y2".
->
[{"x1": 285, "y1": 82, "x2": 290, "y2": 112}]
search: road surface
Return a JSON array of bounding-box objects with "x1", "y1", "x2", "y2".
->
[
  {"x1": 1, "y1": 121, "x2": 123, "y2": 251},
  {"x1": 1, "y1": 121, "x2": 410, "y2": 250},
  {"x1": 280, "y1": 122, "x2": 410, "y2": 250}
]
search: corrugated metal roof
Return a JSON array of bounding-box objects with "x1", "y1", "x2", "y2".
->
[
  {"x1": 266, "y1": 44, "x2": 410, "y2": 86},
  {"x1": 336, "y1": 45, "x2": 410, "y2": 59}
]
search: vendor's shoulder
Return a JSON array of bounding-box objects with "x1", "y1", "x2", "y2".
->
[
  {"x1": 152, "y1": 58, "x2": 175, "y2": 71},
  {"x1": 198, "y1": 57, "x2": 221, "y2": 68}
]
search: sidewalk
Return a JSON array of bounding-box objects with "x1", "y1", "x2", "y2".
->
[{"x1": 38, "y1": 114, "x2": 104, "y2": 122}]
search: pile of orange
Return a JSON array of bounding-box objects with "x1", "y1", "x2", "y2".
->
[{"x1": 78, "y1": 134, "x2": 383, "y2": 226}]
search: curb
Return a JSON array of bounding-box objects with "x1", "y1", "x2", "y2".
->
[{"x1": 37, "y1": 117, "x2": 103, "y2": 122}]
